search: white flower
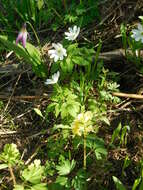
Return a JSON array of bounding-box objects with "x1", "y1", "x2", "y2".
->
[
  {"x1": 131, "y1": 23, "x2": 143, "y2": 43},
  {"x1": 65, "y1": 25, "x2": 80, "y2": 41},
  {"x1": 45, "y1": 71, "x2": 60, "y2": 85},
  {"x1": 48, "y1": 43, "x2": 67, "y2": 62}
]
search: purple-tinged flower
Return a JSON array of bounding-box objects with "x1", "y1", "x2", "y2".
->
[{"x1": 16, "y1": 23, "x2": 28, "y2": 48}]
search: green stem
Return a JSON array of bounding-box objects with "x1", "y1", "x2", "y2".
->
[
  {"x1": 52, "y1": 8, "x2": 63, "y2": 20},
  {"x1": 26, "y1": 21, "x2": 40, "y2": 45},
  {"x1": 62, "y1": 0, "x2": 67, "y2": 11},
  {"x1": 83, "y1": 131, "x2": 86, "y2": 170}
]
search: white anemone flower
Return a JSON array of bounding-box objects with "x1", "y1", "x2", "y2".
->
[
  {"x1": 45, "y1": 71, "x2": 60, "y2": 85},
  {"x1": 48, "y1": 43, "x2": 67, "y2": 62},
  {"x1": 131, "y1": 23, "x2": 143, "y2": 43},
  {"x1": 65, "y1": 25, "x2": 80, "y2": 41}
]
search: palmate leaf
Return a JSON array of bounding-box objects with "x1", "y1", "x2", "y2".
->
[
  {"x1": 56, "y1": 176, "x2": 68, "y2": 186},
  {"x1": 56, "y1": 159, "x2": 76, "y2": 176},
  {"x1": 0, "y1": 143, "x2": 20, "y2": 166},
  {"x1": 0, "y1": 35, "x2": 47, "y2": 77},
  {"x1": 22, "y1": 160, "x2": 44, "y2": 184},
  {"x1": 86, "y1": 135, "x2": 107, "y2": 160}
]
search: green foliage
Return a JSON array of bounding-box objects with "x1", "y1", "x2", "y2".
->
[
  {"x1": 110, "y1": 122, "x2": 122, "y2": 146},
  {"x1": 33, "y1": 108, "x2": 44, "y2": 119},
  {"x1": 121, "y1": 20, "x2": 143, "y2": 73},
  {"x1": 46, "y1": 85, "x2": 81, "y2": 119},
  {"x1": 121, "y1": 156, "x2": 131, "y2": 177},
  {"x1": 72, "y1": 169, "x2": 87, "y2": 190},
  {"x1": 63, "y1": 0, "x2": 100, "y2": 26},
  {"x1": 0, "y1": 35, "x2": 47, "y2": 77},
  {"x1": 86, "y1": 135, "x2": 107, "y2": 160},
  {"x1": 0, "y1": 144, "x2": 47, "y2": 190},
  {"x1": 1, "y1": 2, "x2": 142, "y2": 190},
  {"x1": 0, "y1": 144, "x2": 20, "y2": 167},
  {"x1": 57, "y1": 44, "x2": 95, "y2": 74},
  {"x1": 113, "y1": 176, "x2": 126, "y2": 190},
  {"x1": 99, "y1": 80, "x2": 120, "y2": 104},
  {"x1": 110, "y1": 123, "x2": 130, "y2": 147},
  {"x1": 22, "y1": 160, "x2": 44, "y2": 184},
  {"x1": 0, "y1": 0, "x2": 100, "y2": 33},
  {"x1": 56, "y1": 159, "x2": 76, "y2": 176}
]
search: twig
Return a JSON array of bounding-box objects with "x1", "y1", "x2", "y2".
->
[
  {"x1": 0, "y1": 95, "x2": 41, "y2": 101},
  {"x1": 112, "y1": 92, "x2": 143, "y2": 99},
  {"x1": 4, "y1": 74, "x2": 21, "y2": 112},
  {"x1": 0, "y1": 131, "x2": 17, "y2": 135},
  {"x1": 8, "y1": 164, "x2": 16, "y2": 186},
  {"x1": 25, "y1": 145, "x2": 41, "y2": 165}
]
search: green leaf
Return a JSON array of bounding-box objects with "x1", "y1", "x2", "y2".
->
[
  {"x1": 67, "y1": 104, "x2": 79, "y2": 118},
  {"x1": 132, "y1": 177, "x2": 141, "y2": 190},
  {"x1": 61, "y1": 103, "x2": 68, "y2": 119},
  {"x1": 31, "y1": 183, "x2": 48, "y2": 190},
  {"x1": 0, "y1": 144, "x2": 20, "y2": 166},
  {"x1": 139, "y1": 180, "x2": 143, "y2": 190},
  {"x1": 29, "y1": 0, "x2": 36, "y2": 22},
  {"x1": 37, "y1": 0, "x2": 44, "y2": 10},
  {"x1": 34, "y1": 108, "x2": 44, "y2": 118},
  {"x1": 56, "y1": 159, "x2": 76, "y2": 176},
  {"x1": 72, "y1": 56, "x2": 89, "y2": 66},
  {"x1": 67, "y1": 43, "x2": 78, "y2": 52},
  {"x1": 56, "y1": 176, "x2": 68, "y2": 186},
  {"x1": 100, "y1": 116, "x2": 110, "y2": 125},
  {"x1": 0, "y1": 163, "x2": 8, "y2": 170},
  {"x1": 86, "y1": 136, "x2": 107, "y2": 159},
  {"x1": 95, "y1": 147, "x2": 107, "y2": 160},
  {"x1": 0, "y1": 35, "x2": 47, "y2": 78},
  {"x1": 55, "y1": 104, "x2": 61, "y2": 118},
  {"x1": 110, "y1": 123, "x2": 122, "y2": 145},
  {"x1": 13, "y1": 184, "x2": 24, "y2": 190},
  {"x1": 22, "y1": 160, "x2": 44, "y2": 184},
  {"x1": 113, "y1": 176, "x2": 126, "y2": 190},
  {"x1": 26, "y1": 43, "x2": 47, "y2": 77},
  {"x1": 48, "y1": 183, "x2": 64, "y2": 190}
]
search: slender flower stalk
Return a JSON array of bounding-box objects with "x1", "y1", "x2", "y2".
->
[
  {"x1": 26, "y1": 21, "x2": 40, "y2": 45},
  {"x1": 16, "y1": 23, "x2": 27, "y2": 48},
  {"x1": 83, "y1": 130, "x2": 87, "y2": 170}
]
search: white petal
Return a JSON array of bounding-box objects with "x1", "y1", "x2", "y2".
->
[
  {"x1": 65, "y1": 32, "x2": 70, "y2": 36},
  {"x1": 52, "y1": 43, "x2": 58, "y2": 49},
  {"x1": 137, "y1": 23, "x2": 143, "y2": 31},
  {"x1": 48, "y1": 49, "x2": 55, "y2": 55},
  {"x1": 45, "y1": 79, "x2": 55, "y2": 85},
  {"x1": 49, "y1": 53, "x2": 56, "y2": 59},
  {"x1": 73, "y1": 25, "x2": 77, "y2": 32},
  {"x1": 54, "y1": 55, "x2": 59, "y2": 62},
  {"x1": 52, "y1": 71, "x2": 60, "y2": 82}
]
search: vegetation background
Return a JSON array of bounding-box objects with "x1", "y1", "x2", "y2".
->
[{"x1": 0, "y1": 0, "x2": 143, "y2": 190}]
